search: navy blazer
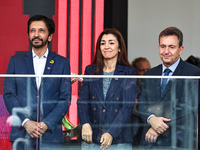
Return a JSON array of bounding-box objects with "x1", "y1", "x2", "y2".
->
[
  {"x1": 77, "y1": 64, "x2": 136, "y2": 144},
  {"x1": 137, "y1": 58, "x2": 200, "y2": 147},
  {"x1": 3, "y1": 50, "x2": 71, "y2": 143}
]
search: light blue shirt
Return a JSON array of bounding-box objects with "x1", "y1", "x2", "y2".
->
[{"x1": 161, "y1": 58, "x2": 180, "y2": 77}]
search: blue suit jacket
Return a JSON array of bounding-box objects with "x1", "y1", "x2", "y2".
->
[
  {"x1": 3, "y1": 50, "x2": 71, "y2": 143},
  {"x1": 137, "y1": 58, "x2": 200, "y2": 147},
  {"x1": 77, "y1": 64, "x2": 136, "y2": 144}
]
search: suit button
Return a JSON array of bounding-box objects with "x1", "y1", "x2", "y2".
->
[
  {"x1": 93, "y1": 108, "x2": 96, "y2": 111},
  {"x1": 157, "y1": 107, "x2": 160, "y2": 111},
  {"x1": 116, "y1": 97, "x2": 119, "y2": 101},
  {"x1": 115, "y1": 109, "x2": 118, "y2": 113},
  {"x1": 94, "y1": 120, "x2": 97, "y2": 123},
  {"x1": 92, "y1": 96, "x2": 95, "y2": 99},
  {"x1": 102, "y1": 109, "x2": 106, "y2": 112}
]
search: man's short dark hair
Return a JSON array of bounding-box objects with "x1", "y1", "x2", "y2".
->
[
  {"x1": 27, "y1": 15, "x2": 55, "y2": 35},
  {"x1": 132, "y1": 57, "x2": 150, "y2": 68},
  {"x1": 159, "y1": 27, "x2": 183, "y2": 47}
]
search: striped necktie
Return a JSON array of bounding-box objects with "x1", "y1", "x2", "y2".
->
[{"x1": 161, "y1": 68, "x2": 171, "y2": 95}]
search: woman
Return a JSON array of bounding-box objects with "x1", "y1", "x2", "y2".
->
[{"x1": 77, "y1": 28, "x2": 136, "y2": 149}]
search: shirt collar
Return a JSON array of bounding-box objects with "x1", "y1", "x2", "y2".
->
[
  {"x1": 162, "y1": 58, "x2": 180, "y2": 74},
  {"x1": 32, "y1": 48, "x2": 49, "y2": 58}
]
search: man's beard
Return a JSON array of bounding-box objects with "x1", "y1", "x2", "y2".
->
[{"x1": 30, "y1": 37, "x2": 48, "y2": 48}]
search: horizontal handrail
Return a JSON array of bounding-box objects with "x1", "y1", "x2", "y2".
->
[{"x1": 0, "y1": 74, "x2": 199, "y2": 79}]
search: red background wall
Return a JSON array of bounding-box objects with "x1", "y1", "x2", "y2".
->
[{"x1": 0, "y1": 0, "x2": 104, "y2": 148}]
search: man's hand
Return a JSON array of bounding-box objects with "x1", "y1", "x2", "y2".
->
[
  {"x1": 100, "y1": 133, "x2": 113, "y2": 149},
  {"x1": 38, "y1": 122, "x2": 49, "y2": 134},
  {"x1": 145, "y1": 127, "x2": 159, "y2": 143},
  {"x1": 82, "y1": 123, "x2": 93, "y2": 144},
  {"x1": 24, "y1": 120, "x2": 41, "y2": 138},
  {"x1": 148, "y1": 116, "x2": 171, "y2": 134}
]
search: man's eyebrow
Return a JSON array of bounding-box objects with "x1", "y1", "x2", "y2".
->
[{"x1": 160, "y1": 44, "x2": 176, "y2": 46}]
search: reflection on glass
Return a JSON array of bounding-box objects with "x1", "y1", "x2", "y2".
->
[
  {"x1": 137, "y1": 78, "x2": 198, "y2": 149},
  {"x1": 1, "y1": 76, "x2": 198, "y2": 150},
  {"x1": 3, "y1": 76, "x2": 71, "y2": 150}
]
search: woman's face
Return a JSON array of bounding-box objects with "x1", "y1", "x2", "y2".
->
[{"x1": 100, "y1": 34, "x2": 120, "y2": 61}]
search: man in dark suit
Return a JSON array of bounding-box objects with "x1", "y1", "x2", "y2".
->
[
  {"x1": 137, "y1": 27, "x2": 200, "y2": 149},
  {"x1": 3, "y1": 15, "x2": 71, "y2": 150}
]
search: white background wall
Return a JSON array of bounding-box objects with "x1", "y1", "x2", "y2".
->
[{"x1": 128, "y1": 0, "x2": 200, "y2": 67}]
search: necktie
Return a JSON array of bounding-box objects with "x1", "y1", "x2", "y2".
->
[{"x1": 161, "y1": 68, "x2": 171, "y2": 95}]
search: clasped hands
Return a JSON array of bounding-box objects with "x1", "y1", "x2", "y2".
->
[
  {"x1": 145, "y1": 116, "x2": 171, "y2": 143},
  {"x1": 82, "y1": 123, "x2": 113, "y2": 149},
  {"x1": 24, "y1": 120, "x2": 49, "y2": 138}
]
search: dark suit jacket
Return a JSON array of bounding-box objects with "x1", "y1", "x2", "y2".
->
[
  {"x1": 77, "y1": 64, "x2": 136, "y2": 144},
  {"x1": 137, "y1": 58, "x2": 200, "y2": 147},
  {"x1": 3, "y1": 50, "x2": 71, "y2": 143}
]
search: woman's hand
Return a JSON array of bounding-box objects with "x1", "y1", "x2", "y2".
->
[
  {"x1": 100, "y1": 133, "x2": 113, "y2": 149},
  {"x1": 82, "y1": 123, "x2": 93, "y2": 144}
]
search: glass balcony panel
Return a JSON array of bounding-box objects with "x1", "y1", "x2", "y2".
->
[{"x1": 0, "y1": 75, "x2": 198, "y2": 149}]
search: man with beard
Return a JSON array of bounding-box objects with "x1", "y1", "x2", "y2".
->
[{"x1": 3, "y1": 15, "x2": 71, "y2": 150}]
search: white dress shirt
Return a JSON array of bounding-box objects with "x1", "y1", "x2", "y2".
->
[
  {"x1": 22, "y1": 49, "x2": 48, "y2": 126},
  {"x1": 33, "y1": 49, "x2": 48, "y2": 89}
]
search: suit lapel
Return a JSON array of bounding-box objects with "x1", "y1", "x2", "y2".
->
[
  {"x1": 24, "y1": 51, "x2": 37, "y2": 90},
  {"x1": 155, "y1": 78, "x2": 162, "y2": 100},
  {"x1": 41, "y1": 51, "x2": 55, "y2": 88},
  {"x1": 153, "y1": 65, "x2": 163, "y2": 100},
  {"x1": 94, "y1": 71, "x2": 105, "y2": 105},
  {"x1": 172, "y1": 58, "x2": 184, "y2": 76},
  {"x1": 161, "y1": 79, "x2": 174, "y2": 98},
  {"x1": 43, "y1": 51, "x2": 55, "y2": 75},
  {"x1": 24, "y1": 51, "x2": 35, "y2": 74}
]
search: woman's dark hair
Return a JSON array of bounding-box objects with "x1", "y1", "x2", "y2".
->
[
  {"x1": 92, "y1": 28, "x2": 131, "y2": 75},
  {"x1": 27, "y1": 15, "x2": 55, "y2": 36}
]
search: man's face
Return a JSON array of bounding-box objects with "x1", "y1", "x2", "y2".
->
[
  {"x1": 159, "y1": 35, "x2": 183, "y2": 67},
  {"x1": 136, "y1": 61, "x2": 151, "y2": 75},
  {"x1": 29, "y1": 21, "x2": 52, "y2": 49}
]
